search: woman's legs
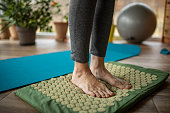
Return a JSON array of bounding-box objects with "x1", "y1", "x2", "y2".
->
[
  {"x1": 89, "y1": 0, "x2": 131, "y2": 89},
  {"x1": 68, "y1": 0, "x2": 131, "y2": 97},
  {"x1": 68, "y1": 0, "x2": 114, "y2": 62},
  {"x1": 68, "y1": 0, "x2": 114, "y2": 98}
]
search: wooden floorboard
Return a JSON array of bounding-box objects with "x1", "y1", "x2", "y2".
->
[
  {"x1": 152, "y1": 95, "x2": 170, "y2": 113},
  {"x1": 152, "y1": 77, "x2": 170, "y2": 96},
  {"x1": 0, "y1": 93, "x2": 39, "y2": 113},
  {"x1": 0, "y1": 91, "x2": 12, "y2": 101},
  {"x1": 0, "y1": 39, "x2": 170, "y2": 113},
  {"x1": 127, "y1": 96, "x2": 159, "y2": 113}
]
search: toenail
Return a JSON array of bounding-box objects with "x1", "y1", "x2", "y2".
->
[{"x1": 110, "y1": 93, "x2": 114, "y2": 96}]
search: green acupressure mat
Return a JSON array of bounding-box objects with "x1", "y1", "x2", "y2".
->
[{"x1": 15, "y1": 62, "x2": 169, "y2": 113}]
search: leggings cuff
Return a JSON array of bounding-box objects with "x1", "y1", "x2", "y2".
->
[
  {"x1": 71, "y1": 54, "x2": 89, "y2": 63},
  {"x1": 90, "y1": 51, "x2": 106, "y2": 57}
]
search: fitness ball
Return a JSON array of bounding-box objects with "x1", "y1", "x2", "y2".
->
[{"x1": 117, "y1": 2, "x2": 157, "y2": 43}]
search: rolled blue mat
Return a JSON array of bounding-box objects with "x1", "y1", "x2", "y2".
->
[{"x1": 160, "y1": 48, "x2": 170, "y2": 55}]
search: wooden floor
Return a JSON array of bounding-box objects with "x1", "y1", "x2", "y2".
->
[{"x1": 0, "y1": 38, "x2": 170, "y2": 113}]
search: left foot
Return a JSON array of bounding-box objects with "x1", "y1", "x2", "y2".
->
[
  {"x1": 90, "y1": 66, "x2": 131, "y2": 89},
  {"x1": 90, "y1": 55, "x2": 131, "y2": 89}
]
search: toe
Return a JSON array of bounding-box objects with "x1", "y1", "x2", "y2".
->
[
  {"x1": 98, "y1": 90, "x2": 106, "y2": 98},
  {"x1": 118, "y1": 78, "x2": 131, "y2": 86},
  {"x1": 115, "y1": 78, "x2": 132, "y2": 89},
  {"x1": 124, "y1": 84, "x2": 132, "y2": 89},
  {"x1": 118, "y1": 79, "x2": 132, "y2": 89},
  {"x1": 115, "y1": 81, "x2": 125, "y2": 89},
  {"x1": 102, "y1": 91, "x2": 110, "y2": 98},
  {"x1": 93, "y1": 91, "x2": 101, "y2": 98},
  {"x1": 87, "y1": 91, "x2": 96, "y2": 97},
  {"x1": 109, "y1": 77, "x2": 131, "y2": 90},
  {"x1": 122, "y1": 80, "x2": 130, "y2": 86},
  {"x1": 105, "y1": 88, "x2": 114, "y2": 96},
  {"x1": 117, "y1": 78, "x2": 127, "y2": 84}
]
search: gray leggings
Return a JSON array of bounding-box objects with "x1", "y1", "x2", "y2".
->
[{"x1": 68, "y1": 0, "x2": 115, "y2": 63}]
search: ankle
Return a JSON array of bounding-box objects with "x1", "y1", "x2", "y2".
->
[
  {"x1": 73, "y1": 61, "x2": 91, "y2": 77},
  {"x1": 90, "y1": 54, "x2": 105, "y2": 69}
]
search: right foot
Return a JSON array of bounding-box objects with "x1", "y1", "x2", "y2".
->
[{"x1": 71, "y1": 62, "x2": 114, "y2": 98}]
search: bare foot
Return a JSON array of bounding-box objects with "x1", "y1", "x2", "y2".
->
[
  {"x1": 90, "y1": 55, "x2": 132, "y2": 89},
  {"x1": 90, "y1": 66, "x2": 132, "y2": 89},
  {"x1": 72, "y1": 62, "x2": 114, "y2": 98}
]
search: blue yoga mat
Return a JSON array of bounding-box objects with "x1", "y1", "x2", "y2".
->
[{"x1": 0, "y1": 43, "x2": 141, "y2": 92}]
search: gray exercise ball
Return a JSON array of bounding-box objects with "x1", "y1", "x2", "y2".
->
[{"x1": 117, "y1": 2, "x2": 157, "y2": 43}]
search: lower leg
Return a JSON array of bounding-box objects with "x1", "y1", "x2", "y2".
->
[
  {"x1": 90, "y1": 54, "x2": 132, "y2": 89},
  {"x1": 89, "y1": 0, "x2": 131, "y2": 89},
  {"x1": 89, "y1": 0, "x2": 115, "y2": 57}
]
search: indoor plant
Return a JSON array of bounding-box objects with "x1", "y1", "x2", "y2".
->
[
  {"x1": 51, "y1": 1, "x2": 69, "y2": 42},
  {"x1": 0, "y1": 0, "x2": 53, "y2": 45}
]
